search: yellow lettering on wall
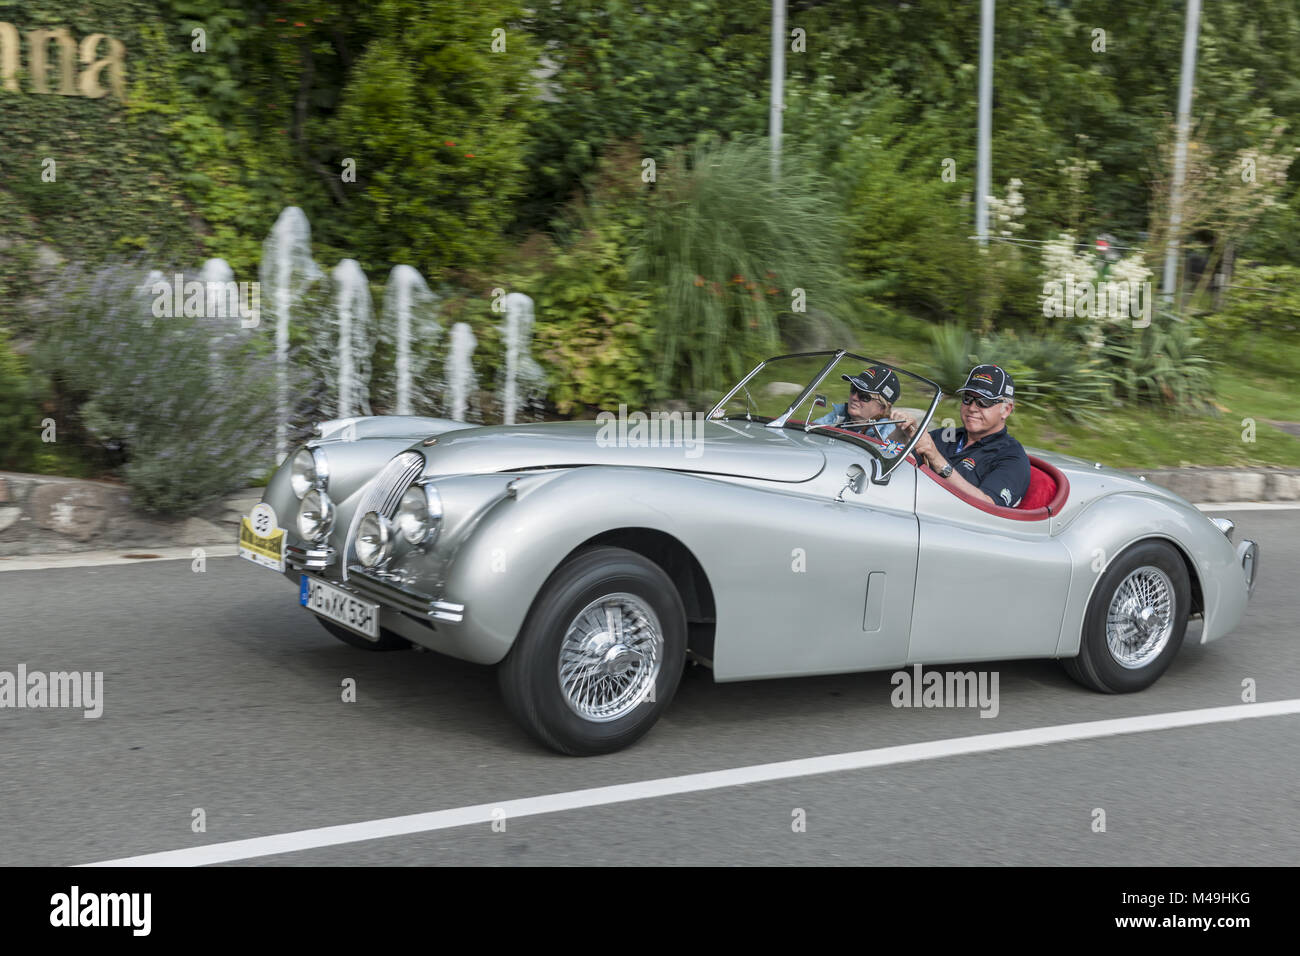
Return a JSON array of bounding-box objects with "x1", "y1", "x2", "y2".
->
[
  {"x1": 78, "y1": 33, "x2": 126, "y2": 100},
  {"x1": 27, "y1": 27, "x2": 78, "y2": 95},
  {"x1": 0, "y1": 22, "x2": 18, "y2": 93}
]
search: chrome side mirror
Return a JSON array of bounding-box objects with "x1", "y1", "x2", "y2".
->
[{"x1": 835, "y1": 463, "x2": 867, "y2": 502}]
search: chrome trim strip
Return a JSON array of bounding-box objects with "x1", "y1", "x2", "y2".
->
[
  {"x1": 1210, "y1": 517, "x2": 1235, "y2": 541},
  {"x1": 286, "y1": 544, "x2": 337, "y2": 571},
  {"x1": 346, "y1": 566, "x2": 466, "y2": 623},
  {"x1": 342, "y1": 451, "x2": 425, "y2": 580}
]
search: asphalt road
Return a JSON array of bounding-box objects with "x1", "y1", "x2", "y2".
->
[{"x1": 1, "y1": 508, "x2": 1296, "y2": 866}]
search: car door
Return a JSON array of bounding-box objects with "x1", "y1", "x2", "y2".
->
[
  {"x1": 907, "y1": 461, "x2": 1073, "y2": 664},
  {"x1": 706, "y1": 439, "x2": 919, "y2": 681}
]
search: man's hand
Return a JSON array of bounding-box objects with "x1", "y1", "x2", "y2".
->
[{"x1": 898, "y1": 414, "x2": 939, "y2": 468}]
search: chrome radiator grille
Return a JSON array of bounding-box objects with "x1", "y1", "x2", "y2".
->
[{"x1": 341, "y1": 451, "x2": 424, "y2": 580}]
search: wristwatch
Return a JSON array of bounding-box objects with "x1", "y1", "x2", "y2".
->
[{"x1": 937, "y1": 461, "x2": 954, "y2": 479}]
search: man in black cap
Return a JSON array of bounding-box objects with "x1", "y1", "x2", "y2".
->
[
  {"x1": 812, "y1": 364, "x2": 903, "y2": 440},
  {"x1": 899, "y1": 364, "x2": 1030, "y2": 507}
]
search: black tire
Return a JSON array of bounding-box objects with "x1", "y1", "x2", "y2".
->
[
  {"x1": 498, "y1": 546, "x2": 687, "y2": 756},
  {"x1": 317, "y1": 617, "x2": 411, "y2": 651},
  {"x1": 1063, "y1": 539, "x2": 1190, "y2": 693}
]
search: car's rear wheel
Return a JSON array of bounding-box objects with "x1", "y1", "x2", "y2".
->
[
  {"x1": 317, "y1": 618, "x2": 411, "y2": 651},
  {"x1": 1063, "y1": 540, "x2": 1190, "y2": 693},
  {"x1": 498, "y1": 546, "x2": 687, "y2": 755}
]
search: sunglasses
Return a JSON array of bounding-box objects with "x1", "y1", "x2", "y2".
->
[
  {"x1": 850, "y1": 388, "x2": 882, "y2": 402},
  {"x1": 961, "y1": 394, "x2": 1005, "y2": 408}
]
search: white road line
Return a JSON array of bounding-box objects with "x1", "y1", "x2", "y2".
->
[
  {"x1": 82, "y1": 699, "x2": 1300, "y2": 867},
  {"x1": 1195, "y1": 502, "x2": 1300, "y2": 511},
  {"x1": 0, "y1": 546, "x2": 237, "y2": 572}
]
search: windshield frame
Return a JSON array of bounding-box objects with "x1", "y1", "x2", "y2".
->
[{"x1": 707, "y1": 349, "x2": 944, "y2": 481}]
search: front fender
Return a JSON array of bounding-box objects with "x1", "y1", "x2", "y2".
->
[
  {"x1": 437, "y1": 467, "x2": 693, "y2": 664},
  {"x1": 1053, "y1": 492, "x2": 1248, "y2": 657}
]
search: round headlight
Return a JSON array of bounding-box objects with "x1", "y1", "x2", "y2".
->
[
  {"x1": 395, "y1": 486, "x2": 430, "y2": 544},
  {"x1": 290, "y1": 447, "x2": 317, "y2": 498},
  {"x1": 296, "y1": 490, "x2": 334, "y2": 542},
  {"x1": 356, "y1": 511, "x2": 391, "y2": 568}
]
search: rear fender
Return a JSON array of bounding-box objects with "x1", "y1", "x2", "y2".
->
[{"x1": 1053, "y1": 493, "x2": 1246, "y2": 657}]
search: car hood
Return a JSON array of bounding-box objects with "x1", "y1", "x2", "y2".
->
[{"x1": 414, "y1": 419, "x2": 827, "y2": 483}]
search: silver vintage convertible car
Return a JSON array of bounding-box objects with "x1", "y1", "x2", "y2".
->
[{"x1": 239, "y1": 350, "x2": 1259, "y2": 755}]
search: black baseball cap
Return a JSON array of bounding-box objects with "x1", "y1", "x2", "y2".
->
[
  {"x1": 841, "y1": 365, "x2": 901, "y2": 403},
  {"x1": 956, "y1": 364, "x2": 1014, "y2": 402}
]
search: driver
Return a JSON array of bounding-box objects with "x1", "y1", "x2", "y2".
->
[
  {"x1": 812, "y1": 365, "x2": 902, "y2": 440},
  {"x1": 899, "y1": 364, "x2": 1030, "y2": 507}
]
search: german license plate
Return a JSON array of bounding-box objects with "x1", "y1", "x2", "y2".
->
[{"x1": 300, "y1": 575, "x2": 380, "y2": 640}]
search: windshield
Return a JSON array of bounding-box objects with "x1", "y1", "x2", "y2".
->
[{"x1": 708, "y1": 350, "x2": 943, "y2": 477}]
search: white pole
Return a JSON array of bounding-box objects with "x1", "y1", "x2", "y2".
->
[
  {"x1": 770, "y1": 0, "x2": 785, "y2": 180},
  {"x1": 975, "y1": 0, "x2": 994, "y2": 245},
  {"x1": 1162, "y1": 0, "x2": 1202, "y2": 309}
]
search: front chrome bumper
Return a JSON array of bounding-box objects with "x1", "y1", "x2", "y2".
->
[
  {"x1": 346, "y1": 565, "x2": 466, "y2": 623},
  {"x1": 286, "y1": 543, "x2": 337, "y2": 571}
]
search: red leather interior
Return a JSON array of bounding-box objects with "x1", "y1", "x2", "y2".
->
[
  {"x1": 1020, "y1": 464, "x2": 1058, "y2": 510},
  {"x1": 917, "y1": 454, "x2": 1070, "y2": 521},
  {"x1": 794, "y1": 419, "x2": 1070, "y2": 520}
]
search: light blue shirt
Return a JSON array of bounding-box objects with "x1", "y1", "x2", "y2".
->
[{"x1": 813, "y1": 403, "x2": 898, "y2": 440}]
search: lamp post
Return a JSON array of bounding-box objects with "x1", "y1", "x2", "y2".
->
[
  {"x1": 770, "y1": 0, "x2": 785, "y2": 180},
  {"x1": 975, "y1": 0, "x2": 994, "y2": 245},
  {"x1": 1162, "y1": 0, "x2": 1202, "y2": 310}
]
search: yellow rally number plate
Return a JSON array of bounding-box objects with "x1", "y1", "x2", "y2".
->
[{"x1": 238, "y1": 505, "x2": 285, "y2": 572}]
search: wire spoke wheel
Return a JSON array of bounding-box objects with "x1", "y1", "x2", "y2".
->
[
  {"x1": 557, "y1": 592, "x2": 663, "y2": 722},
  {"x1": 1105, "y1": 566, "x2": 1175, "y2": 669}
]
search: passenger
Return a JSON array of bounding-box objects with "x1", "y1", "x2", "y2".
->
[
  {"x1": 812, "y1": 365, "x2": 903, "y2": 441},
  {"x1": 899, "y1": 364, "x2": 1030, "y2": 507}
]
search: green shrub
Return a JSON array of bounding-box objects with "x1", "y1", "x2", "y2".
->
[
  {"x1": 0, "y1": 332, "x2": 44, "y2": 471},
  {"x1": 631, "y1": 138, "x2": 851, "y2": 400},
  {"x1": 533, "y1": 210, "x2": 657, "y2": 415},
  {"x1": 1102, "y1": 313, "x2": 1215, "y2": 409},
  {"x1": 834, "y1": 93, "x2": 1041, "y2": 330},
  {"x1": 35, "y1": 264, "x2": 279, "y2": 514},
  {"x1": 1210, "y1": 264, "x2": 1300, "y2": 341},
  {"x1": 926, "y1": 324, "x2": 1109, "y2": 422}
]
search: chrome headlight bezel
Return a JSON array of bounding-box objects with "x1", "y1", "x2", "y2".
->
[
  {"x1": 394, "y1": 482, "x2": 443, "y2": 547},
  {"x1": 296, "y1": 489, "x2": 335, "y2": 542},
  {"x1": 356, "y1": 510, "x2": 392, "y2": 568},
  {"x1": 290, "y1": 446, "x2": 330, "y2": 499}
]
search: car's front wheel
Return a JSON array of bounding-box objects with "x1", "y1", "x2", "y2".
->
[
  {"x1": 1063, "y1": 539, "x2": 1190, "y2": 693},
  {"x1": 498, "y1": 546, "x2": 687, "y2": 755}
]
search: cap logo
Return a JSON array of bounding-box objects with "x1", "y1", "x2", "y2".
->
[
  {"x1": 882, "y1": 385, "x2": 894, "y2": 399},
  {"x1": 972, "y1": 372, "x2": 995, "y2": 384}
]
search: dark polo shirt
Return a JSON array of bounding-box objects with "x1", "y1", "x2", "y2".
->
[{"x1": 928, "y1": 426, "x2": 1030, "y2": 507}]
